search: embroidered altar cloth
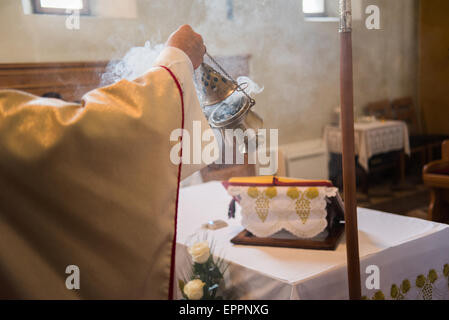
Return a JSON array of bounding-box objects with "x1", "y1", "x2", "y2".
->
[{"x1": 226, "y1": 184, "x2": 339, "y2": 238}]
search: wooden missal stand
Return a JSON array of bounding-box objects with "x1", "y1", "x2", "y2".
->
[{"x1": 231, "y1": 224, "x2": 344, "y2": 251}]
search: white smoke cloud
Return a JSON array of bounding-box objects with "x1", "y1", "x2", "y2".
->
[
  {"x1": 100, "y1": 41, "x2": 164, "y2": 86},
  {"x1": 237, "y1": 76, "x2": 264, "y2": 96},
  {"x1": 100, "y1": 41, "x2": 264, "y2": 110}
]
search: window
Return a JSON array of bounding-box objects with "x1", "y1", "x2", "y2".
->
[
  {"x1": 302, "y1": 0, "x2": 326, "y2": 17},
  {"x1": 32, "y1": 0, "x2": 90, "y2": 15}
]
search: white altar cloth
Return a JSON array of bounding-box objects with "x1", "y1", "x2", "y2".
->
[
  {"x1": 175, "y1": 182, "x2": 449, "y2": 300},
  {"x1": 324, "y1": 120, "x2": 411, "y2": 171}
]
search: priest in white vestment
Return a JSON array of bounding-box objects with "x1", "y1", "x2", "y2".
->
[{"x1": 0, "y1": 25, "x2": 212, "y2": 299}]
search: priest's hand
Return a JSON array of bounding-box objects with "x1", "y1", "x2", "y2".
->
[{"x1": 166, "y1": 24, "x2": 206, "y2": 70}]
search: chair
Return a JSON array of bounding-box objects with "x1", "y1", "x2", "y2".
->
[
  {"x1": 391, "y1": 97, "x2": 429, "y2": 170},
  {"x1": 365, "y1": 99, "x2": 393, "y2": 120},
  {"x1": 423, "y1": 140, "x2": 449, "y2": 223},
  {"x1": 392, "y1": 97, "x2": 447, "y2": 163}
]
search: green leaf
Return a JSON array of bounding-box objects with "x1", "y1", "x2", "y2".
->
[
  {"x1": 416, "y1": 275, "x2": 426, "y2": 288},
  {"x1": 178, "y1": 280, "x2": 185, "y2": 293}
]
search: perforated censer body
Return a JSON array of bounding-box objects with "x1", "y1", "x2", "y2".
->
[
  {"x1": 197, "y1": 62, "x2": 238, "y2": 106},
  {"x1": 196, "y1": 52, "x2": 262, "y2": 153}
]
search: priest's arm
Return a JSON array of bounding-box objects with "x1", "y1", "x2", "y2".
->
[{"x1": 0, "y1": 25, "x2": 209, "y2": 299}]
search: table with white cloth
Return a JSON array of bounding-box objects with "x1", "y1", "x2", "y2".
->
[
  {"x1": 324, "y1": 120, "x2": 411, "y2": 172},
  {"x1": 176, "y1": 182, "x2": 449, "y2": 300}
]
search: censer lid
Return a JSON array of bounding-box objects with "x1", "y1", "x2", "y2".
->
[{"x1": 196, "y1": 62, "x2": 238, "y2": 106}]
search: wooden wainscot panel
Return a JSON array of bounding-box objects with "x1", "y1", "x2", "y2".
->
[
  {"x1": 0, "y1": 61, "x2": 110, "y2": 102},
  {"x1": 0, "y1": 55, "x2": 251, "y2": 103}
]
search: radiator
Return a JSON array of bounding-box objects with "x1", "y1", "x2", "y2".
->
[{"x1": 280, "y1": 139, "x2": 329, "y2": 180}]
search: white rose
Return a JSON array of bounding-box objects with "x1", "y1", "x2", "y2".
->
[
  {"x1": 188, "y1": 241, "x2": 210, "y2": 264},
  {"x1": 183, "y1": 279, "x2": 205, "y2": 300}
]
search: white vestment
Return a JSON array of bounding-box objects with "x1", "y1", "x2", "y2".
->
[{"x1": 0, "y1": 47, "x2": 212, "y2": 299}]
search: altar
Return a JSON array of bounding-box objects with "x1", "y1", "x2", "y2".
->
[{"x1": 176, "y1": 182, "x2": 449, "y2": 300}]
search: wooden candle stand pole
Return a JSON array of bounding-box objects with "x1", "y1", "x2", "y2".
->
[{"x1": 339, "y1": 0, "x2": 362, "y2": 300}]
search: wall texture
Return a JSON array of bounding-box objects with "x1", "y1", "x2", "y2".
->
[{"x1": 0, "y1": 0, "x2": 419, "y2": 145}]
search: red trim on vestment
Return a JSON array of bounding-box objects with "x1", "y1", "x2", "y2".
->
[{"x1": 159, "y1": 65, "x2": 184, "y2": 300}]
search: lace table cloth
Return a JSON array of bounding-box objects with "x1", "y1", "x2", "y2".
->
[
  {"x1": 176, "y1": 182, "x2": 449, "y2": 300},
  {"x1": 324, "y1": 120, "x2": 411, "y2": 171}
]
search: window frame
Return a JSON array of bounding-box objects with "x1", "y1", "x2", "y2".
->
[
  {"x1": 302, "y1": 0, "x2": 327, "y2": 18},
  {"x1": 32, "y1": 0, "x2": 91, "y2": 16}
]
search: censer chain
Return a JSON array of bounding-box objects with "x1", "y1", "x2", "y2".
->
[{"x1": 205, "y1": 52, "x2": 256, "y2": 107}]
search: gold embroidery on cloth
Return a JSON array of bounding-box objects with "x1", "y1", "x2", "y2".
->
[
  {"x1": 287, "y1": 187, "x2": 318, "y2": 224},
  {"x1": 363, "y1": 265, "x2": 449, "y2": 300},
  {"x1": 296, "y1": 194, "x2": 311, "y2": 224},
  {"x1": 416, "y1": 269, "x2": 438, "y2": 300},
  {"x1": 305, "y1": 187, "x2": 319, "y2": 199},
  {"x1": 247, "y1": 187, "x2": 277, "y2": 222}
]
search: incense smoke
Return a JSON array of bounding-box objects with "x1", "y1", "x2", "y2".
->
[
  {"x1": 100, "y1": 41, "x2": 164, "y2": 86},
  {"x1": 100, "y1": 42, "x2": 264, "y2": 106}
]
